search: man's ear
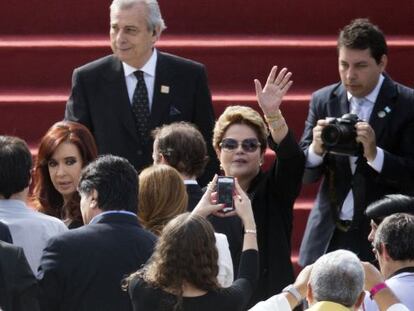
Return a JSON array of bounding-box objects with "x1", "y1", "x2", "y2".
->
[
  {"x1": 380, "y1": 242, "x2": 392, "y2": 261},
  {"x1": 379, "y1": 54, "x2": 388, "y2": 72},
  {"x1": 90, "y1": 189, "x2": 99, "y2": 209},
  {"x1": 158, "y1": 153, "x2": 168, "y2": 165},
  {"x1": 306, "y1": 283, "x2": 314, "y2": 306},
  {"x1": 354, "y1": 291, "x2": 365, "y2": 310}
]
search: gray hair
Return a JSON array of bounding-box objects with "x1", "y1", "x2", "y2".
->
[
  {"x1": 374, "y1": 213, "x2": 414, "y2": 261},
  {"x1": 110, "y1": 0, "x2": 166, "y2": 33},
  {"x1": 310, "y1": 250, "x2": 364, "y2": 307}
]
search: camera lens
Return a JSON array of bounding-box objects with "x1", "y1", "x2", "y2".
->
[{"x1": 321, "y1": 125, "x2": 341, "y2": 146}]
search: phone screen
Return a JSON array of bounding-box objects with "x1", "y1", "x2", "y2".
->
[{"x1": 217, "y1": 176, "x2": 234, "y2": 212}]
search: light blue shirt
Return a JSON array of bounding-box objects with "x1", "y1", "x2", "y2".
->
[{"x1": 0, "y1": 199, "x2": 68, "y2": 274}]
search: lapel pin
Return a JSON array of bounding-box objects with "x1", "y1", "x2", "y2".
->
[
  {"x1": 384, "y1": 106, "x2": 391, "y2": 113},
  {"x1": 161, "y1": 85, "x2": 170, "y2": 94},
  {"x1": 377, "y1": 111, "x2": 386, "y2": 118}
]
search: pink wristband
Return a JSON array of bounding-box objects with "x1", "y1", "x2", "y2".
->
[{"x1": 369, "y1": 282, "x2": 387, "y2": 299}]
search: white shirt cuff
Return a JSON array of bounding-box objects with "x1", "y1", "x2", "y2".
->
[
  {"x1": 306, "y1": 144, "x2": 324, "y2": 168},
  {"x1": 367, "y1": 147, "x2": 384, "y2": 172}
]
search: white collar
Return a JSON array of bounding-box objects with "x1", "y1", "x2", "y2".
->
[
  {"x1": 184, "y1": 179, "x2": 198, "y2": 185},
  {"x1": 122, "y1": 48, "x2": 157, "y2": 78}
]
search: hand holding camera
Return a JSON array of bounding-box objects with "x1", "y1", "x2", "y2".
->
[{"x1": 313, "y1": 113, "x2": 377, "y2": 158}]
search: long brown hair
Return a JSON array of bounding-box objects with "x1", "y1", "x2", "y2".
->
[
  {"x1": 138, "y1": 164, "x2": 188, "y2": 235},
  {"x1": 31, "y1": 121, "x2": 97, "y2": 226},
  {"x1": 129, "y1": 213, "x2": 219, "y2": 310}
]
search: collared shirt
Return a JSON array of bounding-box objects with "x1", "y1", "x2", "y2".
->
[
  {"x1": 183, "y1": 179, "x2": 198, "y2": 185},
  {"x1": 123, "y1": 48, "x2": 157, "y2": 111},
  {"x1": 306, "y1": 74, "x2": 386, "y2": 220},
  {"x1": 0, "y1": 199, "x2": 68, "y2": 274},
  {"x1": 89, "y1": 210, "x2": 138, "y2": 225}
]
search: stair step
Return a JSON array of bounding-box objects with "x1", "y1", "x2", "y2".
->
[
  {"x1": 0, "y1": 92, "x2": 311, "y2": 145},
  {"x1": 1, "y1": 36, "x2": 413, "y2": 94},
  {"x1": 1, "y1": 0, "x2": 413, "y2": 36}
]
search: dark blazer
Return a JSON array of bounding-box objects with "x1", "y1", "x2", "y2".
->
[
  {"x1": 0, "y1": 221, "x2": 12, "y2": 243},
  {"x1": 185, "y1": 183, "x2": 203, "y2": 211},
  {"x1": 0, "y1": 241, "x2": 39, "y2": 311},
  {"x1": 299, "y1": 75, "x2": 414, "y2": 266},
  {"x1": 38, "y1": 212, "x2": 156, "y2": 311},
  {"x1": 65, "y1": 51, "x2": 219, "y2": 185}
]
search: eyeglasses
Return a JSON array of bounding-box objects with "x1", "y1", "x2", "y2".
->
[{"x1": 219, "y1": 138, "x2": 261, "y2": 153}]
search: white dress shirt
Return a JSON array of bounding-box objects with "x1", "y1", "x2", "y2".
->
[
  {"x1": 363, "y1": 272, "x2": 414, "y2": 311},
  {"x1": 0, "y1": 199, "x2": 68, "y2": 274},
  {"x1": 306, "y1": 74, "x2": 386, "y2": 220},
  {"x1": 123, "y1": 48, "x2": 157, "y2": 111}
]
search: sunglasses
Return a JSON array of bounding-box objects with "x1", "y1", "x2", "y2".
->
[{"x1": 219, "y1": 138, "x2": 261, "y2": 153}]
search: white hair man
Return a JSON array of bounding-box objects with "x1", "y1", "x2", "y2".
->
[
  {"x1": 65, "y1": 0, "x2": 219, "y2": 187},
  {"x1": 249, "y1": 249, "x2": 409, "y2": 311}
]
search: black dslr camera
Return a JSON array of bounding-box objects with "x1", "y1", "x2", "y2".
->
[{"x1": 321, "y1": 113, "x2": 363, "y2": 156}]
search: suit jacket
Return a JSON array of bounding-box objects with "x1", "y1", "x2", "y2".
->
[
  {"x1": 0, "y1": 221, "x2": 12, "y2": 243},
  {"x1": 299, "y1": 75, "x2": 414, "y2": 266},
  {"x1": 65, "y1": 51, "x2": 219, "y2": 185},
  {"x1": 0, "y1": 241, "x2": 39, "y2": 311},
  {"x1": 185, "y1": 183, "x2": 203, "y2": 211},
  {"x1": 38, "y1": 212, "x2": 156, "y2": 311}
]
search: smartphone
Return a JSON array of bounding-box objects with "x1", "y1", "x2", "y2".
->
[{"x1": 217, "y1": 176, "x2": 235, "y2": 213}]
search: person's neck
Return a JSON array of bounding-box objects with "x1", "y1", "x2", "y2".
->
[
  {"x1": 181, "y1": 281, "x2": 207, "y2": 297},
  {"x1": 385, "y1": 259, "x2": 414, "y2": 279},
  {"x1": 0, "y1": 189, "x2": 27, "y2": 202}
]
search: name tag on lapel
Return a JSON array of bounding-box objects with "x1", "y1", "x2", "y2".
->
[{"x1": 161, "y1": 85, "x2": 170, "y2": 94}]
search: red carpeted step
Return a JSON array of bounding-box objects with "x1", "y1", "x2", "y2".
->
[
  {"x1": 1, "y1": 36, "x2": 413, "y2": 94},
  {"x1": 0, "y1": 92, "x2": 310, "y2": 146},
  {"x1": 1, "y1": 0, "x2": 413, "y2": 36}
]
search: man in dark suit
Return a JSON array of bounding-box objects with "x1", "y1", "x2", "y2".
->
[
  {"x1": 299, "y1": 19, "x2": 414, "y2": 266},
  {"x1": 0, "y1": 241, "x2": 39, "y2": 311},
  {"x1": 38, "y1": 155, "x2": 156, "y2": 311},
  {"x1": 65, "y1": 0, "x2": 218, "y2": 186}
]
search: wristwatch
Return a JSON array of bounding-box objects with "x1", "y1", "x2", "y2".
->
[{"x1": 282, "y1": 284, "x2": 303, "y2": 302}]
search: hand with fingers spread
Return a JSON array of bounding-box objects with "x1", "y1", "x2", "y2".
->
[
  {"x1": 355, "y1": 121, "x2": 377, "y2": 162},
  {"x1": 254, "y1": 66, "x2": 293, "y2": 116},
  {"x1": 191, "y1": 175, "x2": 224, "y2": 218}
]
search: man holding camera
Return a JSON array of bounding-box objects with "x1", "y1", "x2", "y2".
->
[{"x1": 299, "y1": 18, "x2": 414, "y2": 266}]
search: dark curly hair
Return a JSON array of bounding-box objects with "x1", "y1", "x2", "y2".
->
[
  {"x1": 152, "y1": 122, "x2": 208, "y2": 178},
  {"x1": 338, "y1": 18, "x2": 387, "y2": 64},
  {"x1": 127, "y1": 213, "x2": 219, "y2": 310},
  {"x1": 31, "y1": 121, "x2": 97, "y2": 227}
]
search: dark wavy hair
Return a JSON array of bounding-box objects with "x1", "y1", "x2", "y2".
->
[
  {"x1": 31, "y1": 121, "x2": 97, "y2": 227},
  {"x1": 152, "y1": 122, "x2": 209, "y2": 178},
  {"x1": 338, "y1": 18, "x2": 387, "y2": 64},
  {"x1": 127, "y1": 213, "x2": 219, "y2": 310}
]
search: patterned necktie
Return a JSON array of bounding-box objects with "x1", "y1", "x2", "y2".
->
[{"x1": 131, "y1": 70, "x2": 150, "y2": 142}]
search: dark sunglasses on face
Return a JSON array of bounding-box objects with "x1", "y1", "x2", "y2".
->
[{"x1": 220, "y1": 138, "x2": 261, "y2": 152}]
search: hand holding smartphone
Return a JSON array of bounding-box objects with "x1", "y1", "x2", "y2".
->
[{"x1": 217, "y1": 176, "x2": 235, "y2": 213}]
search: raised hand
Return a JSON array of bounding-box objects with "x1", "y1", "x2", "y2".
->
[{"x1": 254, "y1": 66, "x2": 293, "y2": 116}]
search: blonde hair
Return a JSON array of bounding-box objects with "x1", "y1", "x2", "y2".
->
[
  {"x1": 213, "y1": 106, "x2": 268, "y2": 153},
  {"x1": 138, "y1": 164, "x2": 188, "y2": 235}
]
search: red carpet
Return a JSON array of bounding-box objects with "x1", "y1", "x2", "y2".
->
[{"x1": 1, "y1": 0, "x2": 413, "y2": 274}]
